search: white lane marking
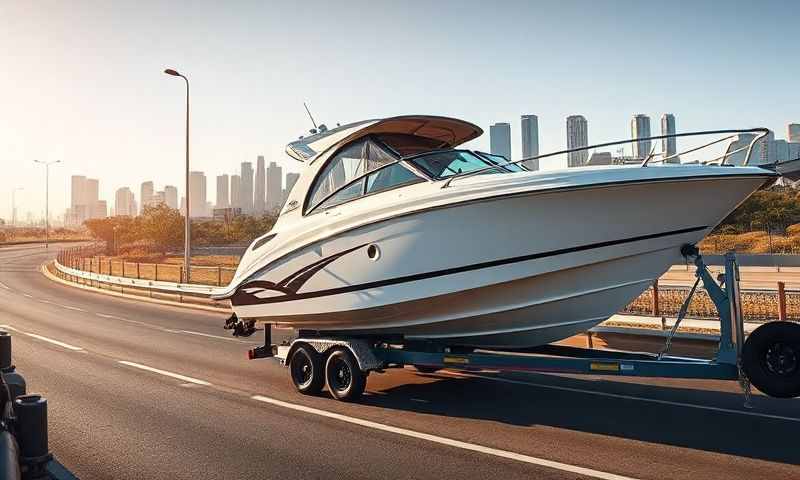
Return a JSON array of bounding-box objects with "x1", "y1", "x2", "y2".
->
[
  {"x1": 0, "y1": 325, "x2": 84, "y2": 351},
  {"x1": 177, "y1": 330, "x2": 251, "y2": 343},
  {"x1": 0, "y1": 281, "x2": 9, "y2": 290},
  {"x1": 59, "y1": 305, "x2": 87, "y2": 312},
  {"x1": 251, "y1": 394, "x2": 638, "y2": 480},
  {"x1": 442, "y1": 371, "x2": 800, "y2": 423},
  {"x1": 21, "y1": 293, "x2": 33, "y2": 298},
  {"x1": 117, "y1": 361, "x2": 212, "y2": 386}
]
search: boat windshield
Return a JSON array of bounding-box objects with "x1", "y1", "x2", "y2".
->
[{"x1": 408, "y1": 150, "x2": 522, "y2": 179}]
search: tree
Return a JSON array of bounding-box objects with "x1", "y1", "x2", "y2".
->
[{"x1": 139, "y1": 204, "x2": 184, "y2": 254}]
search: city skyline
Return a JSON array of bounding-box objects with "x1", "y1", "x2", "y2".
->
[{"x1": 3, "y1": 1, "x2": 800, "y2": 221}]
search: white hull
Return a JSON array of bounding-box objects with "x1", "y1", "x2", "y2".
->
[{"x1": 228, "y1": 170, "x2": 770, "y2": 348}]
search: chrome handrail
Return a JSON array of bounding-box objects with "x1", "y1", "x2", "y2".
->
[{"x1": 441, "y1": 128, "x2": 771, "y2": 188}]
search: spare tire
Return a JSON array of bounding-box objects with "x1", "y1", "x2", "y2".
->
[{"x1": 742, "y1": 321, "x2": 800, "y2": 398}]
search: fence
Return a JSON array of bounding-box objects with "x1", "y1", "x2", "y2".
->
[
  {"x1": 622, "y1": 280, "x2": 796, "y2": 322},
  {"x1": 57, "y1": 245, "x2": 237, "y2": 287}
]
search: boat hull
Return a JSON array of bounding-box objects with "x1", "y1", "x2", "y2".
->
[{"x1": 231, "y1": 173, "x2": 768, "y2": 348}]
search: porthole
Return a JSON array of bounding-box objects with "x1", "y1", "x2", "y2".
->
[{"x1": 367, "y1": 244, "x2": 380, "y2": 261}]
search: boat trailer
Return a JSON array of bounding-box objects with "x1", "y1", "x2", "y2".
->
[{"x1": 247, "y1": 248, "x2": 800, "y2": 403}]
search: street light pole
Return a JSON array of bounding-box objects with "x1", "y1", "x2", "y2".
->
[
  {"x1": 164, "y1": 68, "x2": 191, "y2": 283},
  {"x1": 33, "y1": 160, "x2": 60, "y2": 249}
]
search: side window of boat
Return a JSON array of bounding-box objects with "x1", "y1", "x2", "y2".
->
[
  {"x1": 365, "y1": 163, "x2": 423, "y2": 194},
  {"x1": 307, "y1": 138, "x2": 395, "y2": 212}
]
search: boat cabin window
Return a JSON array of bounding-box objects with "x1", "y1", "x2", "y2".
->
[
  {"x1": 409, "y1": 150, "x2": 518, "y2": 179},
  {"x1": 307, "y1": 137, "x2": 426, "y2": 213}
]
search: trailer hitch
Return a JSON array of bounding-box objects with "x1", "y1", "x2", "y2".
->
[{"x1": 223, "y1": 313, "x2": 256, "y2": 337}]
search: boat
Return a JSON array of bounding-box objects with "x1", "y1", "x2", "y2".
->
[{"x1": 213, "y1": 116, "x2": 777, "y2": 348}]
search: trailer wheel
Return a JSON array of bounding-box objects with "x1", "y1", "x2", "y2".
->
[
  {"x1": 325, "y1": 348, "x2": 366, "y2": 402},
  {"x1": 289, "y1": 345, "x2": 324, "y2": 395},
  {"x1": 742, "y1": 321, "x2": 800, "y2": 398}
]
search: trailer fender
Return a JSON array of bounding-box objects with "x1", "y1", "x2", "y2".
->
[{"x1": 286, "y1": 339, "x2": 383, "y2": 372}]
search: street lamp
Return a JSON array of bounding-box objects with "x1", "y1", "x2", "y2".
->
[
  {"x1": 33, "y1": 160, "x2": 61, "y2": 249},
  {"x1": 11, "y1": 187, "x2": 23, "y2": 227},
  {"x1": 164, "y1": 67, "x2": 191, "y2": 283}
]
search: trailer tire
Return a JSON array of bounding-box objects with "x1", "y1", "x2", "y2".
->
[
  {"x1": 289, "y1": 345, "x2": 325, "y2": 395},
  {"x1": 325, "y1": 348, "x2": 366, "y2": 402},
  {"x1": 742, "y1": 321, "x2": 800, "y2": 399}
]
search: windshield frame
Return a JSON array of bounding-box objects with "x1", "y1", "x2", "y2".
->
[{"x1": 405, "y1": 149, "x2": 522, "y2": 180}]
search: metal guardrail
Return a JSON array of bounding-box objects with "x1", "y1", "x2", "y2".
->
[{"x1": 53, "y1": 259, "x2": 222, "y2": 297}]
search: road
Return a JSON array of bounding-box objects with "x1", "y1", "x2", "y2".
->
[{"x1": 0, "y1": 243, "x2": 798, "y2": 479}]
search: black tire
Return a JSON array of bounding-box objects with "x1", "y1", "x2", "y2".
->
[
  {"x1": 325, "y1": 348, "x2": 366, "y2": 402},
  {"x1": 413, "y1": 365, "x2": 440, "y2": 374},
  {"x1": 289, "y1": 345, "x2": 324, "y2": 395},
  {"x1": 742, "y1": 321, "x2": 800, "y2": 399}
]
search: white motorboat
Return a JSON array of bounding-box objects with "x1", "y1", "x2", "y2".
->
[{"x1": 214, "y1": 116, "x2": 775, "y2": 348}]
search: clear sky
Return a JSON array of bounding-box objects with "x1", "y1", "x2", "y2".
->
[{"x1": 1, "y1": 0, "x2": 798, "y2": 222}]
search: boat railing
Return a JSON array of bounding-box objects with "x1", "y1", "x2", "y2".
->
[{"x1": 441, "y1": 128, "x2": 770, "y2": 188}]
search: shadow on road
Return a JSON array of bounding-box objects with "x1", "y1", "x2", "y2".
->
[{"x1": 360, "y1": 369, "x2": 800, "y2": 465}]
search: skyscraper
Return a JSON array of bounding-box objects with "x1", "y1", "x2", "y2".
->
[
  {"x1": 566, "y1": 115, "x2": 588, "y2": 167},
  {"x1": 230, "y1": 175, "x2": 241, "y2": 210},
  {"x1": 69, "y1": 175, "x2": 88, "y2": 226},
  {"x1": 267, "y1": 161, "x2": 283, "y2": 211},
  {"x1": 489, "y1": 122, "x2": 512, "y2": 161},
  {"x1": 216, "y1": 174, "x2": 229, "y2": 208},
  {"x1": 164, "y1": 185, "x2": 178, "y2": 210},
  {"x1": 520, "y1": 115, "x2": 539, "y2": 171},
  {"x1": 254, "y1": 155, "x2": 266, "y2": 213},
  {"x1": 631, "y1": 114, "x2": 652, "y2": 159},
  {"x1": 188, "y1": 171, "x2": 207, "y2": 217},
  {"x1": 660, "y1": 114, "x2": 678, "y2": 163},
  {"x1": 788, "y1": 124, "x2": 800, "y2": 144},
  {"x1": 240, "y1": 162, "x2": 254, "y2": 214},
  {"x1": 140, "y1": 181, "x2": 154, "y2": 214},
  {"x1": 114, "y1": 187, "x2": 135, "y2": 216}
]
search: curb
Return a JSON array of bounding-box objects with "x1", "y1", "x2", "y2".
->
[{"x1": 40, "y1": 262, "x2": 231, "y2": 314}]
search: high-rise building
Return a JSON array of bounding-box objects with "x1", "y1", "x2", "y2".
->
[
  {"x1": 164, "y1": 185, "x2": 178, "y2": 210},
  {"x1": 267, "y1": 161, "x2": 283, "y2": 211},
  {"x1": 489, "y1": 122, "x2": 512, "y2": 162},
  {"x1": 188, "y1": 171, "x2": 207, "y2": 217},
  {"x1": 520, "y1": 115, "x2": 539, "y2": 171},
  {"x1": 69, "y1": 175, "x2": 88, "y2": 226},
  {"x1": 140, "y1": 181, "x2": 154, "y2": 214},
  {"x1": 254, "y1": 155, "x2": 266, "y2": 213},
  {"x1": 660, "y1": 114, "x2": 678, "y2": 163},
  {"x1": 114, "y1": 187, "x2": 135, "y2": 216},
  {"x1": 230, "y1": 175, "x2": 242, "y2": 210},
  {"x1": 631, "y1": 114, "x2": 652, "y2": 159},
  {"x1": 788, "y1": 123, "x2": 800, "y2": 143},
  {"x1": 240, "y1": 162, "x2": 254, "y2": 214},
  {"x1": 92, "y1": 200, "x2": 107, "y2": 219},
  {"x1": 566, "y1": 115, "x2": 588, "y2": 167},
  {"x1": 789, "y1": 143, "x2": 800, "y2": 162},
  {"x1": 216, "y1": 174, "x2": 229, "y2": 208},
  {"x1": 760, "y1": 130, "x2": 777, "y2": 164}
]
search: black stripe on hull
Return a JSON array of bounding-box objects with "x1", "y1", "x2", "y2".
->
[{"x1": 231, "y1": 225, "x2": 708, "y2": 307}]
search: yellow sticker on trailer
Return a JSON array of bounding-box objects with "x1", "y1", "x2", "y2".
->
[
  {"x1": 590, "y1": 362, "x2": 620, "y2": 372},
  {"x1": 443, "y1": 356, "x2": 470, "y2": 365}
]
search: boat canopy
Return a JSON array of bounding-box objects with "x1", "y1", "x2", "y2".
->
[{"x1": 285, "y1": 115, "x2": 482, "y2": 163}]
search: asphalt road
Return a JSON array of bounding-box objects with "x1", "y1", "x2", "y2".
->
[{"x1": 0, "y1": 243, "x2": 798, "y2": 479}]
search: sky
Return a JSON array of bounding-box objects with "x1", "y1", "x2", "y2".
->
[{"x1": 1, "y1": 0, "x2": 798, "y2": 222}]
